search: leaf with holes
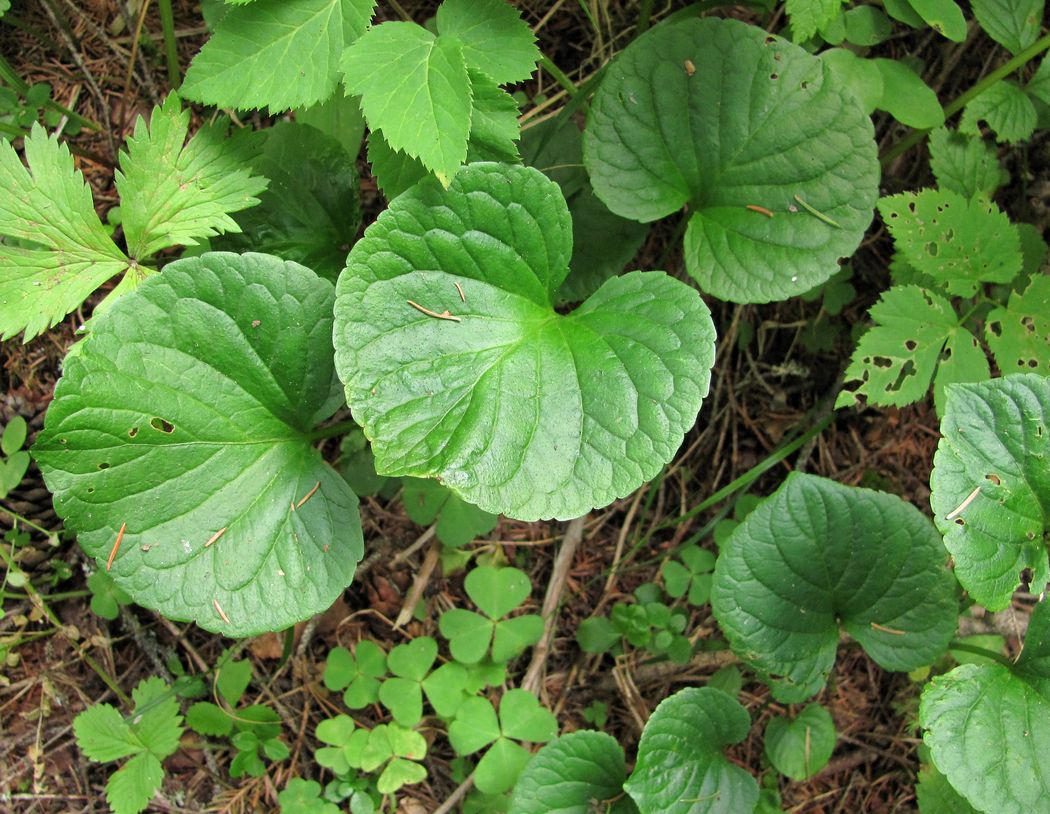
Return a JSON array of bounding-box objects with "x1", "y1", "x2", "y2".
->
[
  {"x1": 583, "y1": 17, "x2": 879, "y2": 304},
  {"x1": 960, "y1": 81, "x2": 1038, "y2": 144},
  {"x1": 930, "y1": 374, "x2": 1050, "y2": 610},
  {"x1": 920, "y1": 598, "x2": 1050, "y2": 814},
  {"x1": 333, "y1": 162, "x2": 715, "y2": 521},
  {"x1": 928, "y1": 127, "x2": 1008, "y2": 198},
  {"x1": 986, "y1": 275, "x2": 1050, "y2": 376},
  {"x1": 623, "y1": 687, "x2": 758, "y2": 814},
  {"x1": 711, "y1": 473, "x2": 958, "y2": 702},
  {"x1": 878, "y1": 189, "x2": 1022, "y2": 297},
  {"x1": 34, "y1": 252, "x2": 363, "y2": 636},
  {"x1": 838, "y1": 286, "x2": 988, "y2": 412}
]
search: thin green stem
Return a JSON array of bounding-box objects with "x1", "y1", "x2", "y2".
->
[
  {"x1": 306, "y1": 419, "x2": 359, "y2": 442},
  {"x1": 948, "y1": 640, "x2": 1014, "y2": 669},
  {"x1": 539, "y1": 54, "x2": 578, "y2": 98},
  {"x1": 1, "y1": 507, "x2": 58, "y2": 539},
  {"x1": 157, "y1": 0, "x2": 181, "y2": 89},
  {"x1": 880, "y1": 32, "x2": 1050, "y2": 168},
  {"x1": 636, "y1": 0, "x2": 655, "y2": 36}
]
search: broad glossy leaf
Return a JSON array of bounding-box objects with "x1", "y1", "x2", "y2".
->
[
  {"x1": 820, "y1": 49, "x2": 883, "y2": 113},
  {"x1": 711, "y1": 473, "x2": 958, "y2": 702},
  {"x1": 930, "y1": 374, "x2": 1050, "y2": 609},
  {"x1": 182, "y1": 0, "x2": 376, "y2": 111},
  {"x1": 333, "y1": 163, "x2": 715, "y2": 521},
  {"x1": 509, "y1": 731, "x2": 632, "y2": 814},
  {"x1": 927, "y1": 128, "x2": 1007, "y2": 198},
  {"x1": 0, "y1": 125, "x2": 129, "y2": 341},
  {"x1": 972, "y1": 0, "x2": 1043, "y2": 54},
  {"x1": 435, "y1": 0, "x2": 539, "y2": 85},
  {"x1": 35, "y1": 253, "x2": 363, "y2": 636},
  {"x1": 623, "y1": 687, "x2": 758, "y2": 814},
  {"x1": 961, "y1": 81, "x2": 1038, "y2": 143},
  {"x1": 986, "y1": 275, "x2": 1050, "y2": 375},
  {"x1": 920, "y1": 599, "x2": 1050, "y2": 814},
  {"x1": 908, "y1": 0, "x2": 968, "y2": 39},
  {"x1": 211, "y1": 121, "x2": 360, "y2": 281},
  {"x1": 584, "y1": 18, "x2": 879, "y2": 303},
  {"x1": 873, "y1": 59, "x2": 945, "y2": 129}
]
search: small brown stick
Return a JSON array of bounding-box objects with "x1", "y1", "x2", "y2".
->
[
  {"x1": 204, "y1": 527, "x2": 227, "y2": 548},
  {"x1": 390, "y1": 524, "x2": 436, "y2": 566},
  {"x1": 433, "y1": 774, "x2": 474, "y2": 814},
  {"x1": 407, "y1": 300, "x2": 462, "y2": 322},
  {"x1": 106, "y1": 523, "x2": 127, "y2": 572},
  {"x1": 746, "y1": 204, "x2": 774, "y2": 218},
  {"x1": 946, "y1": 485, "x2": 982, "y2": 520},
  {"x1": 295, "y1": 481, "x2": 321, "y2": 509},
  {"x1": 870, "y1": 621, "x2": 906, "y2": 635},
  {"x1": 395, "y1": 538, "x2": 441, "y2": 628},
  {"x1": 454, "y1": 281, "x2": 466, "y2": 301},
  {"x1": 213, "y1": 598, "x2": 231, "y2": 625},
  {"x1": 290, "y1": 500, "x2": 297, "y2": 512}
]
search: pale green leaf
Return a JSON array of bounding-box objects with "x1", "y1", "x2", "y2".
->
[
  {"x1": 435, "y1": 0, "x2": 539, "y2": 84},
  {"x1": 624, "y1": 687, "x2": 758, "y2": 814},
  {"x1": 182, "y1": 0, "x2": 376, "y2": 112},
  {"x1": 960, "y1": 81, "x2": 1038, "y2": 143},
  {"x1": 116, "y1": 94, "x2": 267, "y2": 259},
  {"x1": 467, "y1": 70, "x2": 521, "y2": 163},
  {"x1": 377, "y1": 757, "x2": 427, "y2": 794},
  {"x1": 34, "y1": 253, "x2": 363, "y2": 636},
  {"x1": 476, "y1": 737, "x2": 533, "y2": 795},
  {"x1": 787, "y1": 0, "x2": 844, "y2": 40},
  {"x1": 333, "y1": 163, "x2": 715, "y2": 521},
  {"x1": 0, "y1": 124, "x2": 129, "y2": 341},
  {"x1": 584, "y1": 18, "x2": 879, "y2": 303},
  {"x1": 467, "y1": 567, "x2": 531, "y2": 620},
  {"x1": 873, "y1": 59, "x2": 945, "y2": 128},
  {"x1": 972, "y1": 0, "x2": 1043, "y2": 54},
  {"x1": 106, "y1": 752, "x2": 163, "y2": 814},
  {"x1": 764, "y1": 704, "x2": 836, "y2": 781},
  {"x1": 915, "y1": 765, "x2": 980, "y2": 814},
  {"x1": 820, "y1": 49, "x2": 883, "y2": 113},
  {"x1": 928, "y1": 127, "x2": 1007, "y2": 198},
  {"x1": 74, "y1": 704, "x2": 141, "y2": 762},
  {"x1": 986, "y1": 274, "x2": 1050, "y2": 375},
  {"x1": 509, "y1": 731, "x2": 630, "y2": 814},
  {"x1": 342, "y1": 22, "x2": 472, "y2": 182},
  {"x1": 908, "y1": 0, "x2": 968, "y2": 39},
  {"x1": 930, "y1": 374, "x2": 1050, "y2": 609},
  {"x1": 130, "y1": 677, "x2": 183, "y2": 759},
  {"x1": 920, "y1": 599, "x2": 1050, "y2": 814},
  {"x1": 711, "y1": 473, "x2": 958, "y2": 702},
  {"x1": 878, "y1": 189, "x2": 1022, "y2": 296},
  {"x1": 498, "y1": 689, "x2": 557, "y2": 743},
  {"x1": 932, "y1": 326, "x2": 991, "y2": 416},
  {"x1": 1, "y1": 415, "x2": 26, "y2": 455}
]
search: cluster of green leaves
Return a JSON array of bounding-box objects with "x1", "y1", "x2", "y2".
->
[{"x1": 577, "y1": 580, "x2": 695, "y2": 664}]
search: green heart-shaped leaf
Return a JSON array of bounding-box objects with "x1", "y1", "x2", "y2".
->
[
  {"x1": 499, "y1": 689, "x2": 557, "y2": 743},
  {"x1": 920, "y1": 599, "x2": 1050, "y2": 814},
  {"x1": 930, "y1": 374, "x2": 1050, "y2": 610},
  {"x1": 387, "y1": 636, "x2": 438, "y2": 681},
  {"x1": 467, "y1": 566, "x2": 531, "y2": 620},
  {"x1": 377, "y1": 756, "x2": 427, "y2": 794},
  {"x1": 421, "y1": 662, "x2": 471, "y2": 718},
  {"x1": 711, "y1": 473, "x2": 958, "y2": 702},
  {"x1": 333, "y1": 162, "x2": 715, "y2": 521},
  {"x1": 491, "y1": 615, "x2": 543, "y2": 662},
  {"x1": 624, "y1": 687, "x2": 758, "y2": 814},
  {"x1": 476, "y1": 737, "x2": 534, "y2": 795},
  {"x1": 449, "y1": 696, "x2": 500, "y2": 756},
  {"x1": 441, "y1": 608, "x2": 494, "y2": 664},
  {"x1": 34, "y1": 252, "x2": 363, "y2": 636},
  {"x1": 378, "y1": 677, "x2": 424, "y2": 728},
  {"x1": 764, "y1": 703, "x2": 836, "y2": 781},
  {"x1": 584, "y1": 17, "x2": 878, "y2": 304}
]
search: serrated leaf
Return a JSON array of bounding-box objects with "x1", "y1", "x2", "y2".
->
[
  {"x1": 333, "y1": 162, "x2": 714, "y2": 521},
  {"x1": 509, "y1": 730, "x2": 630, "y2": 814},
  {"x1": 182, "y1": 0, "x2": 376, "y2": 112},
  {"x1": 930, "y1": 374, "x2": 1050, "y2": 609},
  {"x1": 787, "y1": 0, "x2": 844, "y2": 40},
  {"x1": 711, "y1": 473, "x2": 958, "y2": 702},
  {"x1": 131, "y1": 677, "x2": 183, "y2": 759},
  {"x1": 872, "y1": 59, "x2": 945, "y2": 129},
  {"x1": 34, "y1": 253, "x2": 363, "y2": 636},
  {"x1": 0, "y1": 124, "x2": 129, "y2": 341},
  {"x1": 764, "y1": 704, "x2": 836, "y2": 781},
  {"x1": 435, "y1": 0, "x2": 539, "y2": 85},
  {"x1": 932, "y1": 326, "x2": 991, "y2": 416},
  {"x1": 623, "y1": 687, "x2": 758, "y2": 814},
  {"x1": 211, "y1": 121, "x2": 360, "y2": 281},
  {"x1": 971, "y1": 0, "x2": 1043, "y2": 54},
  {"x1": 584, "y1": 18, "x2": 878, "y2": 303},
  {"x1": 74, "y1": 704, "x2": 141, "y2": 762},
  {"x1": 907, "y1": 0, "x2": 968, "y2": 39},
  {"x1": 928, "y1": 127, "x2": 1007, "y2": 198},
  {"x1": 986, "y1": 274, "x2": 1050, "y2": 375},
  {"x1": 186, "y1": 702, "x2": 234, "y2": 737},
  {"x1": 920, "y1": 599, "x2": 1050, "y2": 814},
  {"x1": 342, "y1": 22, "x2": 472, "y2": 182},
  {"x1": 116, "y1": 94, "x2": 267, "y2": 260},
  {"x1": 915, "y1": 765, "x2": 980, "y2": 814},
  {"x1": 106, "y1": 752, "x2": 163, "y2": 814},
  {"x1": 467, "y1": 70, "x2": 521, "y2": 163},
  {"x1": 838, "y1": 286, "x2": 971, "y2": 409},
  {"x1": 878, "y1": 189, "x2": 1022, "y2": 297},
  {"x1": 960, "y1": 81, "x2": 1038, "y2": 143}
]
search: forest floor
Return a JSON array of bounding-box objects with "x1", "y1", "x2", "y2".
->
[{"x1": 0, "y1": 1, "x2": 1045, "y2": 812}]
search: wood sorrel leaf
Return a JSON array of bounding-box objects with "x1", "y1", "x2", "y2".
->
[
  {"x1": 35, "y1": 252, "x2": 363, "y2": 637},
  {"x1": 930, "y1": 374, "x2": 1050, "y2": 610},
  {"x1": 583, "y1": 17, "x2": 878, "y2": 304},
  {"x1": 711, "y1": 473, "x2": 957, "y2": 702},
  {"x1": 333, "y1": 162, "x2": 715, "y2": 521}
]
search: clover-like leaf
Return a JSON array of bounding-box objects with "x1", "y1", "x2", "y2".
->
[
  {"x1": 583, "y1": 17, "x2": 878, "y2": 304},
  {"x1": 379, "y1": 637, "x2": 438, "y2": 726},
  {"x1": 182, "y1": 0, "x2": 376, "y2": 111},
  {"x1": 920, "y1": 598, "x2": 1050, "y2": 814},
  {"x1": 211, "y1": 121, "x2": 360, "y2": 282},
  {"x1": 930, "y1": 374, "x2": 1050, "y2": 609},
  {"x1": 34, "y1": 252, "x2": 363, "y2": 636},
  {"x1": 325, "y1": 641, "x2": 388, "y2": 709},
  {"x1": 764, "y1": 703, "x2": 836, "y2": 781},
  {"x1": 403, "y1": 477, "x2": 498, "y2": 548},
  {"x1": 334, "y1": 162, "x2": 714, "y2": 521},
  {"x1": 986, "y1": 275, "x2": 1050, "y2": 376},
  {"x1": 711, "y1": 473, "x2": 958, "y2": 702},
  {"x1": 449, "y1": 696, "x2": 501, "y2": 756},
  {"x1": 623, "y1": 687, "x2": 758, "y2": 814},
  {"x1": 421, "y1": 661, "x2": 471, "y2": 717},
  {"x1": 662, "y1": 546, "x2": 716, "y2": 606},
  {"x1": 509, "y1": 730, "x2": 634, "y2": 814}
]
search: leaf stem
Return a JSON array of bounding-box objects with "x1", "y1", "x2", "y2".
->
[
  {"x1": 880, "y1": 32, "x2": 1050, "y2": 168},
  {"x1": 539, "y1": 54, "x2": 578, "y2": 97},
  {"x1": 157, "y1": 0, "x2": 181, "y2": 89},
  {"x1": 306, "y1": 419, "x2": 359, "y2": 442},
  {"x1": 948, "y1": 640, "x2": 1014, "y2": 669},
  {"x1": 1, "y1": 507, "x2": 58, "y2": 539},
  {"x1": 636, "y1": 0, "x2": 655, "y2": 35},
  {"x1": 0, "y1": 53, "x2": 100, "y2": 131}
]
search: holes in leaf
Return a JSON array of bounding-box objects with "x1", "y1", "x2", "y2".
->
[
  {"x1": 1022, "y1": 316, "x2": 1036, "y2": 334},
  {"x1": 86, "y1": 487, "x2": 94, "y2": 494},
  {"x1": 150, "y1": 417, "x2": 175, "y2": 434},
  {"x1": 770, "y1": 72, "x2": 779, "y2": 80},
  {"x1": 98, "y1": 462, "x2": 110, "y2": 470},
  {"x1": 886, "y1": 360, "x2": 916, "y2": 393},
  {"x1": 986, "y1": 474, "x2": 1001, "y2": 486},
  {"x1": 1028, "y1": 359, "x2": 1039, "y2": 368},
  {"x1": 128, "y1": 427, "x2": 139, "y2": 438},
  {"x1": 944, "y1": 228, "x2": 955, "y2": 241},
  {"x1": 925, "y1": 242, "x2": 939, "y2": 257},
  {"x1": 904, "y1": 339, "x2": 917, "y2": 351},
  {"x1": 872, "y1": 356, "x2": 893, "y2": 368},
  {"x1": 954, "y1": 517, "x2": 965, "y2": 526},
  {"x1": 1027, "y1": 531, "x2": 1037, "y2": 541},
  {"x1": 988, "y1": 320, "x2": 1002, "y2": 337}
]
